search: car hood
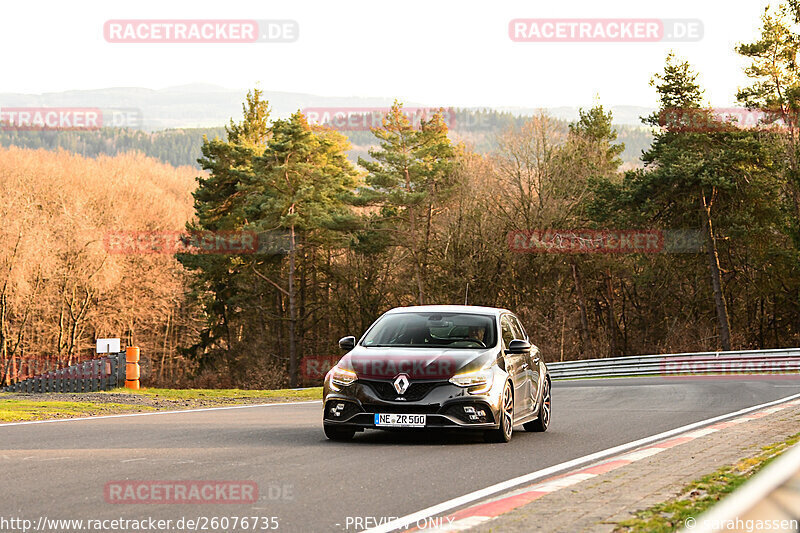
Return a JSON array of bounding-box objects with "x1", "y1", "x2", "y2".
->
[{"x1": 340, "y1": 345, "x2": 497, "y2": 380}]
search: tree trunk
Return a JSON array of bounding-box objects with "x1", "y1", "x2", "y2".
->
[
  {"x1": 288, "y1": 222, "x2": 298, "y2": 388},
  {"x1": 605, "y1": 270, "x2": 618, "y2": 357},
  {"x1": 159, "y1": 309, "x2": 172, "y2": 381},
  {"x1": 405, "y1": 167, "x2": 425, "y2": 305},
  {"x1": 702, "y1": 193, "x2": 732, "y2": 351},
  {"x1": 571, "y1": 262, "x2": 591, "y2": 357}
]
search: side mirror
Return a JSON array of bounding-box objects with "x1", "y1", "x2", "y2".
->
[
  {"x1": 505, "y1": 339, "x2": 531, "y2": 354},
  {"x1": 338, "y1": 336, "x2": 356, "y2": 351}
]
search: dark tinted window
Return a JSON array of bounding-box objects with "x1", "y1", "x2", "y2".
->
[{"x1": 362, "y1": 312, "x2": 497, "y2": 348}]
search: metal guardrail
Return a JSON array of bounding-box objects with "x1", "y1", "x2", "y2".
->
[
  {"x1": 547, "y1": 348, "x2": 800, "y2": 380},
  {"x1": 1, "y1": 352, "x2": 126, "y2": 393},
  {"x1": 683, "y1": 440, "x2": 800, "y2": 532},
  {"x1": 4, "y1": 347, "x2": 798, "y2": 392}
]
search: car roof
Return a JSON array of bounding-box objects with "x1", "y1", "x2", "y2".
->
[{"x1": 384, "y1": 305, "x2": 511, "y2": 317}]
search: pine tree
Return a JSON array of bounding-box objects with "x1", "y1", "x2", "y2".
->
[
  {"x1": 240, "y1": 113, "x2": 358, "y2": 386},
  {"x1": 357, "y1": 101, "x2": 458, "y2": 304}
]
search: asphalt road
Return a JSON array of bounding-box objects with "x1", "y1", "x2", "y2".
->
[{"x1": 2, "y1": 377, "x2": 800, "y2": 533}]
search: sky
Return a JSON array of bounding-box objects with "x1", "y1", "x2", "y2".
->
[{"x1": 2, "y1": 0, "x2": 768, "y2": 109}]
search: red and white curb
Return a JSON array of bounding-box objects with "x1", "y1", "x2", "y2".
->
[{"x1": 403, "y1": 399, "x2": 800, "y2": 532}]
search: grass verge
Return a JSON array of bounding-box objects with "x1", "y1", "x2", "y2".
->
[
  {"x1": 0, "y1": 400, "x2": 154, "y2": 422},
  {"x1": 105, "y1": 386, "x2": 323, "y2": 402},
  {"x1": 613, "y1": 432, "x2": 800, "y2": 532},
  {"x1": 0, "y1": 386, "x2": 323, "y2": 423}
]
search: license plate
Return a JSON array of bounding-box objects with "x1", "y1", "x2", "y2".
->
[{"x1": 374, "y1": 413, "x2": 426, "y2": 427}]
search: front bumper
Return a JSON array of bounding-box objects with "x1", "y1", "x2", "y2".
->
[{"x1": 322, "y1": 375, "x2": 505, "y2": 430}]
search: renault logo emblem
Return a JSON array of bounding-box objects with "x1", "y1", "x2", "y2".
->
[{"x1": 393, "y1": 374, "x2": 410, "y2": 395}]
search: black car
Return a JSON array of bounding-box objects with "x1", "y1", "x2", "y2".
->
[{"x1": 322, "y1": 305, "x2": 551, "y2": 442}]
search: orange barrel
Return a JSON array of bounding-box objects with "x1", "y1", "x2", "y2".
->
[
  {"x1": 126, "y1": 364, "x2": 140, "y2": 381},
  {"x1": 126, "y1": 346, "x2": 140, "y2": 363},
  {"x1": 125, "y1": 346, "x2": 141, "y2": 389}
]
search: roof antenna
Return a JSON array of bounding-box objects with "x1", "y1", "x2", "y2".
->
[{"x1": 464, "y1": 283, "x2": 469, "y2": 306}]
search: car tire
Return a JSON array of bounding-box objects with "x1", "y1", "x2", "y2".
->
[
  {"x1": 524, "y1": 378, "x2": 550, "y2": 432},
  {"x1": 485, "y1": 381, "x2": 514, "y2": 443},
  {"x1": 324, "y1": 425, "x2": 356, "y2": 441}
]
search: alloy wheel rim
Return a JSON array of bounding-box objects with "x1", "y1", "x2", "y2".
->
[
  {"x1": 503, "y1": 383, "x2": 513, "y2": 438},
  {"x1": 541, "y1": 382, "x2": 551, "y2": 427}
]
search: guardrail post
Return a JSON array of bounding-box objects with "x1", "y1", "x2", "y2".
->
[
  {"x1": 91, "y1": 360, "x2": 99, "y2": 392},
  {"x1": 109, "y1": 355, "x2": 118, "y2": 389},
  {"x1": 99, "y1": 357, "x2": 107, "y2": 391},
  {"x1": 82, "y1": 361, "x2": 90, "y2": 392},
  {"x1": 118, "y1": 353, "x2": 126, "y2": 386}
]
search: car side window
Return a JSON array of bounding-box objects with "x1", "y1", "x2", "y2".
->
[
  {"x1": 500, "y1": 317, "x2": 515, "y2": 348},
  {"x1": 511, "y1": 316, "x2": 528, "y2": 340}
]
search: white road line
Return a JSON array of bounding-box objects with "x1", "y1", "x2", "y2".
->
[
  {"x1": 535, "y1": 472, "x2": 595, "y2": 492},
  {"x1": 617, "y1": 448, "x2": 665, "y2": 461},
  {"x1": 361, "y1": 392, "x2": 800, "y2": 533},
  {"x1": 681, "y1": 428, "x2": 718, "y2": 439},
  {"x1": 0, "y1": 400, "x2": 322, "y2": 427}
]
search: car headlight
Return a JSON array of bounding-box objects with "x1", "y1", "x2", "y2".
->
[
  {"x1": 331, "y1": 365, "x2": 357, "y2": 387},
  {"x1": 449, "y1": 368, "x2": 494, "y2": 394}
]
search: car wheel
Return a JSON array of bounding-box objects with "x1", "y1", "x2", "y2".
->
[
  {"x1": 524, "y1": 378, "x2": 550, "y2": 432},
  {"x1": 485, "y1": 381, "x2": 514, "y2": 443},
  {"x1": 324, "y1": 425, "x2": 356, "y2": 441}
]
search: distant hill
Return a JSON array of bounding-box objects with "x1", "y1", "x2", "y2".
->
[
  {"x1": 0, "y1": 85, "x2": 654, "y2": 168},
  {"x1": 0, "y1": 127, "x2": 228, "y2": 169},
  {"x1": 0, "y1": 85, "x2": 417, "y2": 130},
  {"x1": 0, "y1": 84, "x2": 654, "y2": 129}
]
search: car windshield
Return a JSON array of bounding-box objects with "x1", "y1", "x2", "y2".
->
[{"x1": 361, "y1": 312, "x2": 497, "y2": 348}]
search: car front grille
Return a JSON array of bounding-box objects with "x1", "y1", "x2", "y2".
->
[
  {"x1": 360, "y1": 403, "x2": 442, "y2": 414},
  {"x1": 359, "y1": 379, "x2": 445, "y2": 401}
]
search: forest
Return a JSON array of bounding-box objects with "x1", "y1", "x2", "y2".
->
[
  {"x1": 0, "y1": 111, "x2": 653, "y2": 169},
  {"x1": 1, "y1": 4, "x2": 799, "y2": 388}
]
